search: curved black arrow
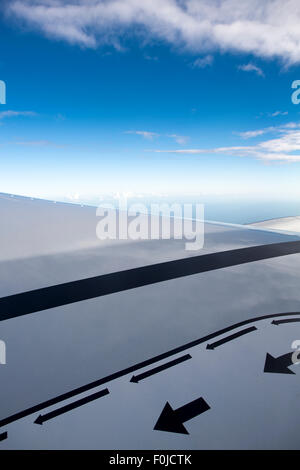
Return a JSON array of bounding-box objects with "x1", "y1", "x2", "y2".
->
[
  {"x1": 154, "y1": 397, "x2": 210, "y2": 435},
  {"x1": 264, "y1": 352, "x2": 296, "y2": 374},
  {"x1": 130, "y1": 354, "x2": 192, "y2": 383},
  {"x1": 34, "y1": 388, "x2": 109, "y2": 425},
  {"x1": 272, "y1": 318, "x2": 300, "y2": 326},
  {"x1": 206, "y1": 326, "x2": 257, "y2": 350},
  {"x1": 1, "y1": 240, "x2": 300, "y2": 321}
]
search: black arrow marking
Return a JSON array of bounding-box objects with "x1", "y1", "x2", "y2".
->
[
  {"x1": 0, "y1": 432, "x2": 7, "y2": 442},
  {"x1": 1, "y1": 311, "x2": 300, "y2": 429},
  {"x1": 272, "y1": 318, "x2": 300, "y2": 326},
  {"x1": 264, "y1": 352, "x2": 296, "y2": 374},
  {"x1": 154, "y1": 397, "x2": 210, "y2": 435},
  {"x1": 34, "y1": 388, "x2": 109, "y2": 425},
  {"x1": 130, "y1": 354, "x2": 192, "y2": 383},
  {"x1": 1, "y1": 240, "x2": 300, "y2": 322},
  {"x1": 206, "y1": 326, "x2": 257, "y2": 350}
]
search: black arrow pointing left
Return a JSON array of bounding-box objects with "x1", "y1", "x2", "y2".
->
[
  {"x1": 264, "y1": 352, "x2": 296, "y2": 375},
  {"x1": 154, "y1": 397, "x2": 210, "y2": 435},
  {"x1": 272, "y1": 318, "x2": 300, "y2": 326},
  {"x1": 130, "y1": 354, "x2": 192, "y2": 383},
  {"x1": 206, "y1": 326, "x2": 257, "y2": 350},
  {"x1": 35, "y1": 388, "x2": 109, "y2": 425}
]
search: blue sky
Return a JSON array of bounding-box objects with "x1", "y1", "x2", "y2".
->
[{"x1": 1, "y1": 0, "x2": 300, "y2": 203}]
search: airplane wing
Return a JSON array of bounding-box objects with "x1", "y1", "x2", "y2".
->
[{"x1": 0, "y1": 193, "x2": 300, "y2": 449}]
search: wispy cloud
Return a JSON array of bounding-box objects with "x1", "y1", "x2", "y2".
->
[
  {"x1": 269, "y1": 110, "x2": 288, "y2": 117},
  {"x1": 167, "y1": 134, "x2": 189, "y2": 144},
  {"x1": 192, "y1": 55, "x2": 214, "y2": 69},
  {"x1": 8, "y1": 0, "x2": 300, "y2": 65},
  {"x1": 14, "y1": 140, "x2": 65, "y2": 147},
  {"x1": 237, "y1": 129, "x2": 268, "y2": 139},
  {"x1": 144, "y1": 54, "x2": 159, "y2": 61},
  {"x1": 238, "y1": 63, "x2": 264, "y2": 77},
  {"x1": 55, "y1": 113, "x2": 66, "y2": 121},
  {"x1": 125, "y1": 130, "x2": 189, "y2": 144},
  {"x1": 0, "y1": 110, "x2": 37, "y2": 119},
  {"x1": 152, "y1": 122, "x2": 300, "y2": 163},
  {"x1": 125, "y1": 130, "x2": 159, "y2": 140},
  {"x1": 236, "y1": 122, "x2": 292, "y2": 139}
]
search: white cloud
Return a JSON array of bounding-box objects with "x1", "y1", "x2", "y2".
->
[
  {"x1": 125, "y1": 130, "x2": 189, "y2": 143},
  {"x1": 167, "y1": 134, "x2": 189, "y2": 144},
  {"x1": 192, "y1": 55, "x2": 214, "y2": 68},
  {"x1": 125, "y1": 130, "x2": 159, "y2": 140},
  {"x1": 144, "y1": 54, "x2": 158, "y2": 61},
  {"x1": 14, "y1": 140, "x2": 65, "y2": 147},
  {"x1": 66, "y1": 192, "x2": 81, "y2": 201},
  {"x1": 152, "y1": 122, "x2": 300, "y2": 162},
  {"x1": 237, "y1": 129, "x2": 267, "y2": 139},
  {"x1": 0, "y1": 110, "x2": 37, "y2": 119},
  {"x1": 237, "y1": 122, "x2": 294, "y2": 139},
  {"x1": 238, "y1": 63, "x2": 264, "y2": 77},
  {"x1": 270, "y1": 110, "x2": 288, "y2": 117},
  {"x1": 8, "y1": 0, "x2": 300, "y2": 65}
]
